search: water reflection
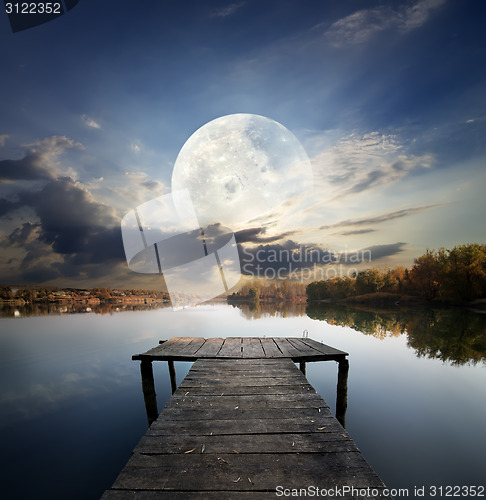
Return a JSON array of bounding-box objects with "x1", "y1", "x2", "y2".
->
[
  {"x1": 4, "y1": 300, "x2": 485, "y2": 366},
  {"x1": 306, "y1": 303, "x2": 486, "y2": 366},
  {"x1": 0, "y1": 301, "x2": 170, "y2": 318},
  {"x1": 228, "y1": 300, "x2": 307, "y2": 319}
]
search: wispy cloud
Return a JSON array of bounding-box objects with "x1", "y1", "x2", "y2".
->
[
  {"x1": 210, "y1": 2, "x2": 246, "y2": 18},
  {"x1": 325, "y1": 0, "x2": 446, "y2": 48},
  {"x1": 114, "y1": 171, "x2": 168, "y2": 207},
  {"x1": 235, "y1": 226, "x2": 297, "y2": 244},
  {"x1": 339, "y1": 229, "x2": 376, "y2": 236},
  {"x1": 0, "y1": 134, "x2": 9, "y2": 147},
  {"x1": 81, "y1": 114, "x2": 101, "y2": 129},
  {"x1": 320, "y1": 204, "x2": 439, "y2": 231},
  {"x1": 360, "y1": 242, "x2": 407, "y2": 261},
  {"x1": 311, "y1": 131, "x2": 435, "y2": 197}
]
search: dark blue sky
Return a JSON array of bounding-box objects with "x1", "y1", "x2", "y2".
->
[{"x1": 1, "y1": 0, "x2": 486, "y2": 287}]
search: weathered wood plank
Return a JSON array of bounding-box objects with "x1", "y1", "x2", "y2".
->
[
  {"x1": 134, "y1": 337, "x2": 348, "y2": 362},
  {"x1": 180, "y1": 368, "x2": 307, "y2": 385},
  {"x1": 135, "y1": 430, "x2": 356, "y2": 454},
  {"x1": 112, "y1": 452, "x2": 386, "y2": 491},
  {"x1": 193, "y1": 357, "x2": 287, "y2": 367},
  {"x1": 147, "y1": 416, "x2": 343, "y2": 436},
  {"x1": 193, "y1": 337, "x2": 224, "y2": 357},
  {"x1": 175, "y1": 338, "x2": 207, "y2": 356},
  {"x1": 181, "y1": 366, "x2": 306, "y2": 377},
  {"x1": 163, "y1": 393, "x2": 329, "y2": 411},
  {"x1": 172, "y1": 384, "x2": 317, "y2": 396},
  {"x1": 165, "y1": 392, "x2": 329, "y2": 409},
  {"x1": 132, "y1": 337, "x2": 183, "y2": 359},
  {"x1": 104, "y1": 341, "x2": 385, "y2": 499},
  {"x1": 133, "y1": 337, "x2": 193, "y2": 360},
  {"x1": 241, "y1": 337, "x2": 265, "y2": 358},
  {"x1": 178, "y1": 377, "x2": 310, "y2": 388},
  {"x1": 300, "y1": 338, "x2": 348, "y2": 358},
  {"x1": 217, "y1": 337, "x2": 243, "y2": 357},
  {"x1": 287, "y1": 338, "x2": 326, "y2": 357},
  {"x1": 272, "y1": 337, "x2": 304, "y2": 358},
  {"x1": 258, "y1": 338, "x2": 284, "y2": 358}
]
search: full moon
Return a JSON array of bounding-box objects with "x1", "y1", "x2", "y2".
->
[{"x1": 171, "y1": 113, "x2": 313, "y2": 228}]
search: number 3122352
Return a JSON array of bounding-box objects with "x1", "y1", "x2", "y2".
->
[{"x1": 5, "y1": 3, "x2": 62, "y2": 14}]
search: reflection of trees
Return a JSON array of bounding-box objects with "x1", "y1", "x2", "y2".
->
[
  {"x1": 230, "y1": 301, "x2": 307, "y2": 320},
  {"x1": 0, "y1": 302, "x2": 170, "y2": 318},
  {"x1": 306, "y1": 303, "x2": 486, "y2": 365},
  {"x1": 405, "y1": 308, "x2": 486, "y2": 365},
  {"x1": 306, "y1": 303, "x2": 407, "y2": 339}
]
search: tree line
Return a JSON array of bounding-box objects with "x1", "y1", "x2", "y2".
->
[
  {"x1": 229, "y1": 280, "x2": 307, "y2": 303},
  {"x1": 0, "y1": 286, "x2": 169, "y2": 303},
  {"x1": 306, "y1": 243, "x2": 486, "y2": 304}
]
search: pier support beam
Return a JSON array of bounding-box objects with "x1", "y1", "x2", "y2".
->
[
  {"x1": 140, "y1": 360, "x2": 158, "y2": 426},
  {"x1": 336, "y1": 358, "x2": 349, "y2": 428},
  {"x1": 168, "y1": 360, "x2": 177, "y2": 394},
  {"x1": 299, "y1": 362, "x2": 306, "y2": 376}
]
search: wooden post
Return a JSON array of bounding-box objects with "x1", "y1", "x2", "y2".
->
[
  {"x1": 299, "y1": 362, "x2": 306, "y2": 376},
  {"x1": 168, "y1": 360, "x2": 177, "y2": 394},
  {"x1": 336, "y1": 358, "x2": 349, "y2": 428},
  {"x1": 140, "y1": 360, "x2": 158, "y2": 426}
]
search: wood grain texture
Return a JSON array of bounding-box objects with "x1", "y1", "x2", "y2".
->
[
  {"x1": 133, "y1": 337, "x2": 347, "y2": 361},
  {"x1": 103, "y1": 355, "x2": 386, "y2": 499}
]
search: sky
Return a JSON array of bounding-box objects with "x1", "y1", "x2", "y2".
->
[{"x1": 1, "y1": 0, "x2": 485, "y2": 291}]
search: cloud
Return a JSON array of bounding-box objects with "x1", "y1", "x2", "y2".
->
[
  {"x1": 0, "y1": 137, "x2": 174, "y2": 286},
  {"x1": 238, "y1": 239, "x2": 336, "y2": 277},
  {"x1": 339, "y1": 229, "x2": 376, "y2": 236},
  {"x1": 235, "y1": 226, "x2": 297, "y2": 244},
  {"x1": 3, "y1": 222, "x2": 41, "y2": 246},
  {"x1": 320, "y1": 204, "x2": 439, "y2": 231},
  {"x1": 0, "y1": 135, "x2": 9, "y2": 147},
  {"x1": 113, "y1": 171, "x2": 168, "y2": 207},
  {"x1": 357, "y1": 242, "x2": 407, "y2": 261},
  {"x1": 1, "y1": 176, "x2": 124, "y2": 282},
  {"x1": 0, "y1": 136, "x2": 83, "y2": 182},
  {"x1": 0, "y1": 197, "x2": 19, "y2": 216},
  {"x1": 325, "y1": 0, "x2": 446, "y2": 48},
  {"x1": 210, "y1": 2, "x2": 245, "y2": 18},
  {"x1": 81, "y1": 114, "x2": 101, "y2": 129},
  {"x1": 312, "y1": 131, "x2": 435, "y2": 196}
]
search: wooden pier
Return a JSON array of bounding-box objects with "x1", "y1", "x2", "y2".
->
[{"x1": 102, "y1": 337, "x2": 387, "y2": 499}]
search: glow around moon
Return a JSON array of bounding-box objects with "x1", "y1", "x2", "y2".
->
[{"x1": 171, "y1": 114, "x2": 313, "y2": 228}]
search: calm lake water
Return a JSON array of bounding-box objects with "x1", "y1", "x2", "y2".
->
[{"x1": 0, "y1": 302, "x2": 485, "y2": 499}]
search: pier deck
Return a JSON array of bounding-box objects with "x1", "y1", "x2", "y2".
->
[
  {"x1": 102, "y1": 338, "x2": 387, "y2": 499},
  {"x1": 132, "y1": 336, "x2": 348, "y2": 363}
]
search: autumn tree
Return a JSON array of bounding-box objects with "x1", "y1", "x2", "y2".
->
[
  {"x1": 409, "y1": 250, "x2": 444, "y2": 300},
  {"x1": 443, "y1": 244, "x2": 486, "y2": 301},
  {"x1": 0, "y1": 287, "x2": 14, "y2": 300}
]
